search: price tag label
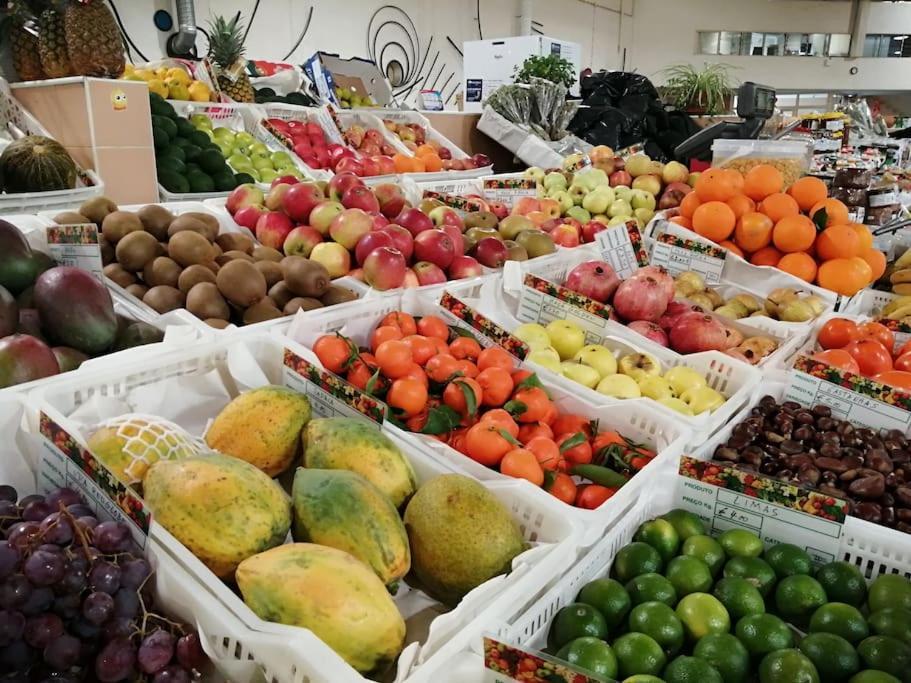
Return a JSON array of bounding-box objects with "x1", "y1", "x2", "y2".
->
[
  {"x1": 517, "y1": 274, "x2": 612, "y2": 346},
  {"x1": 439, "y1": 291, "x2": 529, "y2": 359},
  {"x1": 484, "y1": 636, "x2": 610, "y2": 683},
  {"x1": 677, "y1": 456, "x2": 847, "y2": 565},
  {"x1": 46, "y1": 224, "x2": 103, "y2": 281},
  {"x1": 38, "y1": 413, "x2": 149, "y2": 548},
  {"x1": 282, "y1": 348, "x2": 386, "y2": 424},
  {"x1": 649, "y1": 232, "x2": 726, "y2": 284},
  {"x1": 784, "y1": 355, "x2": 911, "y2": 432},
  {"x1": 595, "y1": 219, "x2": 649, "y2": 279},
  {"x1": 482, "y1": 178, "x2": 537, "y2": 207}
]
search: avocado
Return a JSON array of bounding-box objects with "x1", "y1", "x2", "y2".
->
[
  {"x1": 182, "y1": 144, "x2": 201, "y2": 162},
  {"x1": 157, "y1": 157, "x2": 186, "y2": 177},
  {"x1": 160, "y1": 146, "x2": 186, "y2": 163},
  {"x1": 159, "y1": 171, "x2": 190, "y2": 194},
  {"x1": 198, "y1": 149, "x2": 226, "y2": 174},
  {"x1": 235, "y1": 172, "x2": 255, "y2": 185},
  {"x1": 185, "y1": 163, "x2": 201, "y2": 174},
  {"x1": 213, "y1": 171, "x2": 238, "y2": 192},
  {"x1": 152, "y1": 127, "x2": 168, "y2": 150},
  {"x1": 189, "y1": 130, "x2": 211, "y2": 148},
  {"x1": 187, "y1": 171, "x2": 215, "y2": 193},
  {"x1": 172, "y1": 137, "x2": 192, "y2": 149},
  {"x1": 157, "y1": 116, "x2": 178, "y2": 140},
  {"x1": 175, "y1": 118, "x2": 195, "y2": 137}
]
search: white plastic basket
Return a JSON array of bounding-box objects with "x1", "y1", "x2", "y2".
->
[
  {"x1": 256, "y1": 103, "x2": 349, "y2": 177},
  {"x1": 0, "y1": 78, "x2": 104, "y2": 213},
  {"x1": 841, "y1": 287, "x2": 902, "y2": 317},
  {"x1": 27, "y1": 333, "x2": 581, "y2": 683},
  {"x1": 335, "y1": 108, "x2": 413, "y2": 157}
]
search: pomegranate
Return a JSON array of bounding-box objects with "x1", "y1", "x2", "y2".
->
[
  {"x1": 627, "y1": 321, "x2": 669, "y2": 347},
  {"x1": 563, "y1": 261, "x2": 620, "y2": 303},
  {"x1": 632, "y1": 266, "x2": 675, "y2": 305},
  {"x1": 612, "y1": 277, "x2": 669, "y2": 323},
  {"x1": 669, "y1": 313, "x2": 729, "y2": 354},
  {"x1": 659, "y1": 301, "x2": 702, "y2": 331},
  {"x1": 722, "y1": 326, "x2": 744, "y2": 350}
]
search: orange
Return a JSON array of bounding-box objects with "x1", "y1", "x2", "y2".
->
[
  {"x1": 810, "y1": 198, "x2": 850, "y2": 228},
  {"x1": 393, "y1": 153, "x2": 412, "y2": 173},
  {"x1": 449, "y1": 336, "x2": 481, "y2": 361},
  {"x1": 425, "y1": 354, "x2": 459, "y2": 383},
  {"x1": 743, "y1": 164, "x2": 784, "y2": 201},
  {"x1": 853, "y1": 224, "x2": 874, "y2": 252},
  {"x1": 719, "y1": 240, "x2": 744, "y2": 258},
  {"x1": 387, "y1": 378, "x2": 428, "y2": 417},
  {"x1": 518, "y1": 422, "x2": 554, "y2": 444},
  {"x1": 456, "y1": 359, "x2": 479, "y2": 378},
  {"x1": 816, "y1": 224, "x2": 861, "y2": 260},
  {"x1": 417, "y1": 315, "x2": 449, "y2": 340},
  {"x1": 751, "y1": 246, "x2": 783, "y2": 267},
  {"x1": 400, "y1": 362, "x2": 429, "y2": 387},
  {"x1": 692, "y1": 201, "x2": 736, "y2": 242},
  {"x1": 443, "y1": 377, "x2": 483, "y2": 416},
  {"x1": 758, "y1": 192, "x2": 800, "y2": 223},
  {"x1": 723, "y1": 168, "x2": 745, "y2": 194},
  {"x1": 415, "y1": 144, "x2": 437, "y2": 157},
  {"x1": 410, "y1": 156, "x2": 426, "y2": 172},
  {"x1": 313, "y1": 335, "x2": 354, "y2": 374},
  {"x1": 375, "y1": 339, "x2": 413, "y2": 378},
  {"x1": 669, "y1": 216, "x2": 692, "y2": 229},
  {"x1": 772, "y1": 214, "x2": 816, "y2": 253},
  {"x1": 464, "y1": 422, "x2": 513, "y2": 466},
  {"x1": 402, "y1": 335, "x2": 436, "y2": 366},
  {"x1": 380, "y1": 312, "x2": 417, "y2": 335},
  {"x1": 477, "y1": 367, "x2": 514, "y2": 406},
  {"x1": 481, "y1": 408, "x2": 520, "y2": 437},
  {"x1": 851, "y1": 255, "x2": 874, "y2": 284},
  {"x1": 859, "y1": 248, "x2": 886, "y2": 281},
  {"x1": 726, "y1": 194, "x2": 755, "y2": 220},
  {"x1": 371, "y1": 325, "x2": 403, "y2": 352},
  {"x1": 526, "y1": 437, "x2": 564, "y2": 471},
  {"x1": 511, "y1": 386, "x2": 551, "y2": 423},
  {"x1": 816, "y1": 258, "x2": 871, "y2": 296},
  {"x1": 777, "y1": 252, "x2": 818, "y2": 283},
  {"x1": 500, "y1": 448, "x2": 545, "y2": 486},
  {"x1": 695, "y1": 168, "x2": 738, "y2": 202},
  {"x1": 550, "y1": 414, "x2": 594, "y2": 439},
  {"x1": 679, "y1": 192, "x2": 702, "y2": 219},
  {"x1": 788, "y1": 176, "x2": 828, "y2": 211},
  {"x1": 422, "y1": 153, "x2": 443, "y2": 172},
  {"x1": 734, "y1": 212, "x2": 774, "y2": 252},
  {"x1": 478, "y1": 346, "x2": 515, "y2": 372}
]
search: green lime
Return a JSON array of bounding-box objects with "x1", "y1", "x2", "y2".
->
[
  {"x1": 628, "y1": 601, "x2": 684, "y2": 656},
  {"x1": 622, "y1": 676, "x2": 665, "y2": 683},
  {"x1": 815, "y1": 561, "x2": 867, "y2": 607},
  {"x1": 693, "y1": 633, "x2": 750, "y2": 683},
  {"x1": 635, "y1": 518, "x2": 681, "y2": 564},
  {"x1": 869, "y1": 575, "x2": 911, "y2": 613},
  {"x1": 712, "y1": 577, "x2": 765, "y2": 620},
  {"x1": 723, "y1": 556, "x2": 777, "y2": 597},
  {"x1": 626, "y1": 573, "x2": 678, "y2": 607},
  {"x1": 718, "y1": 528, "x2": 764, "y2": 559},
  {"x1": 547, "y1": 603, "x2": 608, "y2": 651},
  {"x1": 577, "y1": 578, "x2": 631, "y2": 631},
  {"x1": 869, "y1": 607, "x2": 911, "y2": 643},
  {"x1": 613, "y1": 632, "x2": 667, "y2": 678},
  {"x1": 555, "y1": 636, "x2": 618, "y2": 679},
  {"x1": 664, "y1": 655, "x2": 723, "y2": 683},
  {"x1": 614, "y1": 542, "x2": 664, "y2": 583},
  {"x1": 735, "y1": 614, "x2": 794, "y2": 657},
  {"x1": 675, "y1": 593, "x2": 730, "y2": 641},
  {"x1": 798, "y1": 632, "x2": 860, "y2": 682},
  {"x1": 763, "y1": 543, "x2": 812, "y2": 579},
  {"x1": 758, "y1": 648, "x2": 820, "y2": 683},
  {"x1": 848, "y1": 672, "x2": 901, "y2": 683},
  {"x1": 808, "y1": 602, "x2": 869, "y2": 643},
  {"x1": 660, "y1": 509, "x2": 706, "y2": 540},
  {"x1": 666, "y1": 556, "x2": 713, "y2": 597},
  {"x1": 857, "y1": 635, "x2": 911, "y2": 679},
  {"x1": 682, "y1": 535, "x2": 726, "y2": 577},
  {"x1": 774, "y1": 575, "x2": 827, "y2": 623}
]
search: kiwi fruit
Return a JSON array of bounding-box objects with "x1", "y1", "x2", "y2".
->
[
  {"x1": 177, "y1": 264, "x2": 216, "y2": 294},
  {"x1": 252, "y1": 246, "x2": 283, "y2": 262},
  {"x1": 53, "y1": 211, "x2": 89, "y2": 224},
  {"x1": 126, "y1": 283, "x2": 149, "y2": 299},
  {"x1": 204, "y1": 318, "x2": 230, "y2": 330},
  {"x1": 281, "y1": 256, "x2": 330, "y2": 298},
  {"x1": 254, "y1": 260, "x2": 283, "y2": 287},
  {"x1": 137, "y1": 205, "x2": 174, "y2": 240},
  {"x1": 320, "y1": 285, "x2": 358, "y2": 306},
  {"x1": 216, "y1": 250, "x2": 254, "y2": 266},
  {"x1": 79, "y1": 196, "x2": 118, "y2": 224},
  {"x1": 167, "y1": 214, "x2": 217, "y2": 242},
  {"x1": 142, "y1": 256, "x2": 182, "y2": 288},
  {"x1": 168, "y1": 231, "x2": 214, "y2": 267},
  {"x1": 101, "y1": 211, "x2": 143, "y2": 244},
  {"x1": 267, "y1": 281, "x2": 294, "y2": 309},
  {"x1": 243, "y1": 298, "x2": 283, "y2": 324},
  {"x1": 185, "y1": 212, "x2": 219, "y2": 233},
  {"x1": 186, "y1": 282, "x2": 230, "y2": 321},
  {"x1": 215, "y1": 232, "x2": 255, "y2": 255},
  {"x1": 216, "y1": 259, "x2": 267, "y2": 307},
  {"x1": 100, "y1": 235, "x2": 114, "y2": 265},
  {"x1": 115, "y1": 231, "x2": 159, "y2": 272},
  {"x1": 102, "y1": 263, "x2": 136, "y2": 288},
  {"x1": 143, "y1": 285, "x2": 185, "y2": 314},
  {"x1": 283, "y1": 297, "x2": 323, "y2": 315}
]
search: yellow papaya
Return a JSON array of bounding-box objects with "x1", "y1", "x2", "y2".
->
[
  {"x1": 236, "y1": 543, "x2": 405, "y2": 674},
  {"x1": 144, "y1": 452, "x2": 291, "y2": 579}
]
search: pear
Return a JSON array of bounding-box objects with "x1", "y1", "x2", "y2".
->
[
  {"x1": 689, "y1": 293, "x2": 716, "y2": 312},
  {"x1": 675, "y1": 271, "x2": 705, "y2": 297},
  {"x1": 713, "y1": 305, "x2": 742, "y2": 320},
  {"x1": 703, "y1": 289, "x2": 725, "y2": 309},
  {"x1": 731, "y1": 293, "x2": 762, "y2": 314},
  {"x1": 778, "y1": 299, "x2": 816, "y2": 323}
]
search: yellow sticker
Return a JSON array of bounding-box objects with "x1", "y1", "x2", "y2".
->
[{"x1": 111, "y1": 88, "x2": 128, "y2": 111}]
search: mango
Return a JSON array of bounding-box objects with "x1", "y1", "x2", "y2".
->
[
  {"x1": 0, "y1": 334, "x2": 59, "y2": 388},
  {"x1": 206, "y1": 386, "x2": 311, "y2": 477},
  {"x1": 292, "y1": 468, "x2": 410, "y2": 585},
  {"x1": 404, "y1": 474, "x2": 526, "y2": 607},
  {"x1": 236, "y1": 543, "x2": 405, "y2": 674},
  {"x1": 0, "y1": 219, "x2": 37, "y2": 294},
  {"x1": 34, "y1": 266, "x2": 117, "y2": 354},
  {"x1": 144, "y1": 452, "x2": 291, "y2": 579},
  {"x1": 112, "y1": 320, "x2": 164, "y2": 351},
  {"x1": 0, "y1": 285, "x2": 18, "y2": 338},
  {"x1": 303, "y1": 418, "x2": 417, "y2": 507},
  {"x1": 52, "y1": 347, "x2": 88, "y2": 372}
]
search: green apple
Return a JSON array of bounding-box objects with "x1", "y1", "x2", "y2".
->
[
  {"x1": 249, "y1": 141, "x2": 269, "y2": 155},
  {"x1": 614, "y1": 186, "x2": 632, "y2": 202},
  {"x1": 227, "y1": 153, "x2": 254, "y2": 171},
  {"x1": 212, "y1": 126, "x2": 234, "y2": 139},
  {"x1": 664, "y1": 367, "x2": 707, "y2": 396},
  {"x1": 638, "y1": 376, "x2": 675, "y2": 401},
  {"x1": 527, "y1": 347, "x2": 562, "y2": 372},
  {"x1": 573, "y1": 344, "x2": 617, "y2": 378},
  {"x1": 596, "y1": 374, "x2": 641, "y2": 399},
  {"x1": 525, "y1": 166, "x2": 546, "y2": 184},
  {"x1": 271, "y1": 151, "x2": 293, "y2": 166},
  {"x1": 634, "y1": 207, "x2": 655, "y2": 225},
  {"x1": 513, "y1": 323, "x2": 552, "y2": 350},
  {"x1": 213, "y1": 139, "x2": 234, "y2": 156},
  {"x1": 258, "y1": 168, "x2": 280, "y2": 184},
  {"x1": 244, "y1": 168, "x2": 261, "y2": 182},
  {"x1": 252, "y1": 156, "x2": 274, "y2": 171},
  {"x1": 608, "y1": 215, "x2": 632, "y2": 226},
  {"x1": 581, "y1": 187, "x2": 614, "y2": 214},
  {"x1": 190, "y1": 114, "x2": 213, "y2": 130},
  {"x1": 583, "y1": 168, "x2": 609, "y2": 189},
  {"x1": 680, "y1": 386, "x2": 725, "y2": 414},
  {"x1": 543, "y1": 171, "x2": 568, "y2": 192},
  {"x1": 618, "y1": 352, "x2": 662, "y2": 381},
  {"x1": 250, "y1": 147, "x2": 272, "y2": 161},
  {"x1": 659, "y1": 397, "x2": 695, "y2": 416},
  {"x1": 568, "y1": 183, "x2": 587, "y2": 206},
  {"x1": 551, "y1": 190, "x2": 574, "y2": 214},
  {"x1": 545, "y1": 320, "x2": 586, "y2": 360},
  {"x1": 234, "y1": 131, "x2": 255, "y2": 147},
  {"x1": 565, "y1": 206, "x2": 591, "y2": 224},
  {"x1": 561, "y1": 361, "x2": 601, "y2": 389},
  {"x1": 607, "y1": 199, "x2": 633, "y2": 218},
  {"x1": 630, "y1": 189, "x2": 656, "y2": 211},
  {"x1": 536, "y1": 185, "x2": 547, "y2": 198}
]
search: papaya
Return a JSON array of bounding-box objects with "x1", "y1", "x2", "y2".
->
[
  {"x1": 205, "y1": 386, "x2": 311, "y2": 477},
  {"x1": 236, "y1": 543, "x2": 405, "y2": 675},
  {"x1": 144, "y1": 452, "x2": 291, "y2": 579},
  {"x1": 291, "y1": 468, "x2": 410, "y2": 586},
  {"x1": 0, "y1": 334, "x2": 59, "y2": 388},
  {"x1": 0, "y1": 220, "x2": 37, "y2": 294},
  {"x1": 34, "y1": 266, "x2": 117, "y2": 354},
  {"x1": 302, "y1": 418, "x2": 417, "y2": 507}
]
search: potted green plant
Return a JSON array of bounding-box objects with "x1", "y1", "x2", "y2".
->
[
  {"x1": 662, "y1": 63, "x2": 738, "y2": 115},
  {"x1": 514, "y1": 54, "x2": 576, "y2": 88}
]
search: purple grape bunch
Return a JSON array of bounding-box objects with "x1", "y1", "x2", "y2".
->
[{"x1": 0, "y1": 486, "x2": 208, "y2": 681}]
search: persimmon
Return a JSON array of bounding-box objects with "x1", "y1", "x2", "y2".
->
[
  {"x1": 856, "y1": 321, "x2": 894, "y2": 353},
  {"x1": 813, "y1": 349, "x2": 860, "y2": 374},
  {"x1": 817, "y1": 318, "x2": 858, "y2": 350}
]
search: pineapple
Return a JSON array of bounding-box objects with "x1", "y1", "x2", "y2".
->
[
  {"x1": 64, "y1": 0, "x2": 125, "y2": 78},
  {"x1": 207, "y1": 14, "x2": 255, "y2": 103},
  {"x1": 38, "y1": 3, "x2": 72, "y2": 78},
  {"x1": 8, "y1": 0, "x2": 47, "y2": 81}
]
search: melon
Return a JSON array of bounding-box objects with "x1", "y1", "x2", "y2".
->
[{"x1": 0, "y1": 136, "x2": 77, "y2": 193}]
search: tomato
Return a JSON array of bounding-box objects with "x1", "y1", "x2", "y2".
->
[
  {"x1": 842, "y1": 339, "x2": 893, "y2": 377},
  {"x1": 855, "y1": 321, "x2": 894, "y2": 354},
  {"x1": 313, "y1": 335, "x2": 354, "y2": 374},
  {"x1": 575, "y1": 484, "x2": 616, "y2": 510},
  {"x1": 813, "y1": 349, "x2": 861, "y2": 375},
  {"x1": 545, "y1": 472, "x2": 577, "y2": 505},
  {"x1": 872, "y1": 370, "x2": 911, "y2": 390},
  {"x1": 896, "y1": 352, "x2": 911, "y2": 373},
  {"x1": 500, "y1": 448, "x2": 544, "y2": 486},
  {"x1": 557, "y1": 431, "x2": 593, "y2": 465},
  {"x1": 816, "y1": 318, "x2": 859, "y2": 350}
]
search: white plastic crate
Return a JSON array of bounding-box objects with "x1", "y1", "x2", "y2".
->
[
  {"x1": 841, "y1": 287, "x2": 902, "y2": 317},
  {"x1": 27, "y1": 333, "x2": 581, "y2": 683},
  {"x1": 255, "y1": 102, "x2": 350, "y2": 177}
]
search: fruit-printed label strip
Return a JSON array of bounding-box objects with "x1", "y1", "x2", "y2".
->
[
  {"x1": 518, "y1": 273, "x2": 613, "y2": 346},
  {"x1": 46, "y1": 224, "x2": 104, "y2": 282},
  {"x1": 876, "y1": 318, "x2": 911, "y2": 355},
  {"x1": 38, "y1": 413, "x2": 149, "y2": 547},
  {"x1": 282, "y1": 348, "x2": 386, "y2": 424},
  {"x1": 677, "y1": 456, "x2": 846, "y2": 565},
  {"x1": 199, "y1": 57, "x2": 224, "y2": 99},
  {"x1": 563, "y1": 155, "x2": 592, "y2": 173},
  {"x1": 439, "y1": 292, "x2": 529, "y2": 360},
  {"x1": 482, "y1": 177, "x2": 537, "y2": 207},
  {"x1": 784, "y1": 354, "x2": 911, "y2": 432},
  {"x1": 422, "y1": 190, "x2": 487, "y2": 213},
  {"x1": 595, "y1": 219, "x2": 649, "y2": 280},
  {"x1": 323, "y1": 103, "x2": 345, "y2": 137},
  {"x1": 483, "y1": 636, "x2": 610, "y2": 683},
  {"x1": 649, "y1": 231, "x2": 726, "y2": 284},
  {"x1": 615, "y1": 142, "x2": 645, "y2": 160}
]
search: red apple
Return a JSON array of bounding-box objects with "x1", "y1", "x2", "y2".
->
[
  {"x1": 382, "y1": 225, "x2": 414, "y2": 261},
  {"x1": 396, "y1": 208, "x2": 434, "y2": 237},
  {"x1": 609, "y1": 170, "x2": 632, "y2": 187},
  {"x1": 360, "y1": 157, "x2": 380, "y2": 177},
  {"x1": 582, "y1": 220, "x2": 608, "y2": 243},
  {"x1": 440, "y1": 223, "x2": 464, "y2": 256},
  {"x1": 310, "y1": 242, "x2": 351, "y2": 278},
  {"x1": 413, "y1": 229, "x2": 456, "y2": 269},
  {"x1": 563, "y1": 261, "x2": 620, "y2": 303},
  {"x1": 363, "y1": 247, "x2": 407, "y2": 290},
  {"x1": 471, "y1": 153, "x2": 491, "y2": 168},
  {"x1": 282, "y1": 182, "x2": 325, "y2": 223},
  {"x1": 327, "y1": 143, "x2": 349, "y2": 166},
  {"x1": 309, "y1": 200, "x2": 344, "y2": 235},
  {"x1": 341, "y1": 185, "x2": 380, "y2": 213},
  {"x1": 488, "y1": 201, "x2": 509, "y2": 220},
  {"x1": 512, "y1": 197, "x2": 540, "y2": 216},
  {"x1": 551, "y1": 224, "x2": 581, "y2": 248},
  {"x1": 541, "y1": 217, "x2": 562, "y2": 233},
  {"x1": 305, "y1": 121, "x2": 323, "y2": 137},
  {"x1": 429, "y1": 206, "x2": 465, "y2": 232},
  {"x1": 371, "y1": 213, "x2": 390, "y2": 231},
  {"x1": 255, "y1": 212, "x2": 294, "y2": 249},
  {"x1": 449, "y1": 255, "x2": 483, "y2": 280},
  {"x1": 355, "y1": 230, "x2": 394, "y2": 265},
  {"x1": 370, "y1": 183, "x2": 404, "y2": 219},
  {"x1": 335, "y1": 157, "x2": 364, "y2": 176},
  {"x1": 329, "y1": 208, "x2": 373, "y2": 250},
  {"x1": 265, "y1": 183, "x2": 293, "y2": 211},
  {"x1": 413, "y1": 261, "x2": 447, "y2": 286},
  {"x1": 328, "y1": 172, "x2": 365, "y2": 202},
  {"x1": 283, "y1": 225, "x2": 323, "y2": 257},
  {"x1": 225, "y1": 184, "x2": 265, "y2": 215},
  {"x1": 475, "y1": 237, "x2": 508, "y2": 268},
  {"x1": 666, "y1": 181, "x2": 693, "y2": 196},
  {"x1": 402, "y1": 268, "x2": 420, "y2": 288},
  {"x1": 271, "y1": 175, "x2": 299, "y2": 188},
  {"x1": 376, "y1": 156, "x2": 396, "y2": 175},
  {"x1": 233, "y1": 204, "x2": 264, "y2": 231}
]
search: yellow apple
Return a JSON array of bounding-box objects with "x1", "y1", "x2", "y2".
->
[
  {"x1": 573, "y1": 344, "x2": 617, "y2": 378},
  {"x1": 596, "y1": 374, "x2": 642, "y2": 399},
  {"x1": 545, "y1": 320, "x2": 586, "y2": 360},
  {"x1": 664, "y1": 367, "x2": 708, "y2": 396}
]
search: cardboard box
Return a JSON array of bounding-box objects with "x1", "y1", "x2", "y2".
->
[{"x1": 303, "y1": 52, "x2": 392, "y2": 107}]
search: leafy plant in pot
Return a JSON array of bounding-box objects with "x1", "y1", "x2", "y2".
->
[
  {"x1": 661, "y1": 63, "x2": 738, "y2": 115},
  {"x1": 514, "y1": 53, "x2": 576, "y2": 88}
]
